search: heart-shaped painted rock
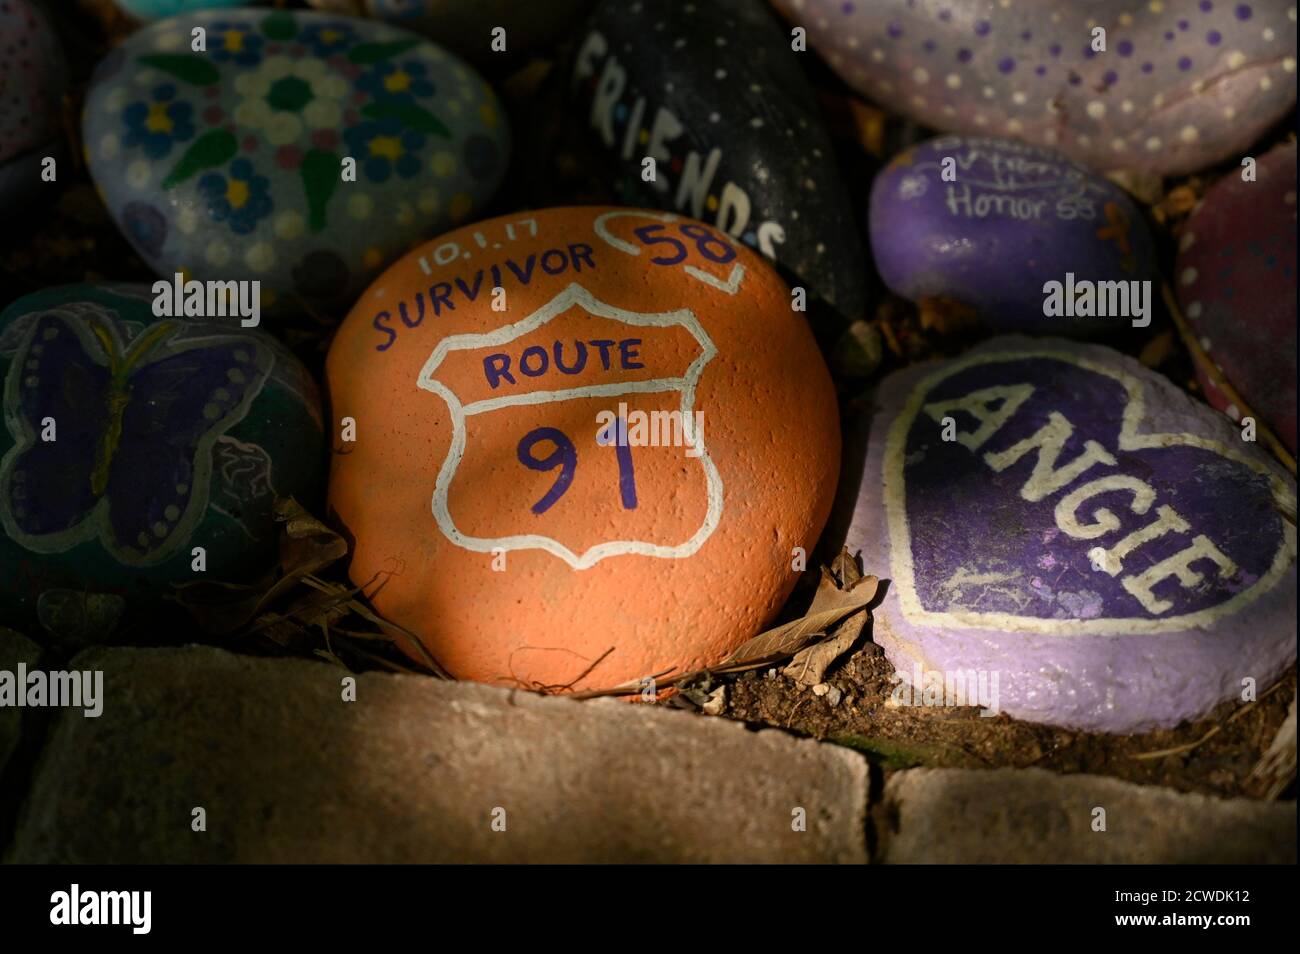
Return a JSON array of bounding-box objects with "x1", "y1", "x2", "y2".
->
[
  {"x1": 772, "y1": 0, "x2": 1298, "y2": 176},
  {"x1": 549, "y1": 0, "x2": 867, "y2": 328},
  {"x1": 0, "y1": 0, "x2": 66, "y2": 211},
  {"x1": 304, "y1": 0, "x2": 592, "y2": 64},
  {"x1": 326, "y1": 206, "x2": 840, "y2": 689},
  {"x1": 842, "y1": 336, "x2": 1296, "y2": 733},
  {"x1": 1176, "y1": 140, "x2": 1296, "y2": 452},
  {"x1": 114, "y1": 1, "x2": 252, "y2": 21},
  {"x1": 870, "y1": 135, "x2": 1157, "y2": 334},
  {"x1": 82, "y1": 7, "x2": 509, "y2": 314},
  {"x1": 0, "y1": 285, "x2": 325, "y2": 623}
]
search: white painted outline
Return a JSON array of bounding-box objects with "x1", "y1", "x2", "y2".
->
[
  {"x1": 885, "y1": 349, "x2": 1297, "y2": 636},
  {"x1": 593, "y1": 209, "x2": 746, "y2": 296},
  {"x1": 417, "y1": 282, "x2": 723, "y2": 569}
]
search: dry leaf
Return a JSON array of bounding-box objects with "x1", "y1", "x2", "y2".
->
[
  {"x1": 784, "y1": 609, "x2": 868, "y2": 688},
  {"x1": 918, "y1": 296, "x2": 980, "y2": 335},
  {"x1": 716, "y1": 573, "x2": 877, "y2": 671},
  {"x1": 174, "y1": 496, "x2": 348, "y2": 634},
  {"x1": 1249, "y1": 694, "x2": 1296, "y2": 800},
  {"x1": 829, "y1": 547, "x2": 864, "y2": 589},
  {"x1": 1139, "y1": 329, "x2": 1176, "y2": 369}
]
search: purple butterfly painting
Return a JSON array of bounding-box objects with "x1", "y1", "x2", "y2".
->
[{"x1": 0, "y1": 304, "x2": 272, "y2": 566}]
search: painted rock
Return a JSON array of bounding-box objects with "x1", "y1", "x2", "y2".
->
[
  {"x1": 869, "y1": 135, "x2": 1157, "y2": 334},
  {"x1": 556, "y1": 0, "x2": 867, "y2": 326},
  {"x1": 304, "y1": 0, "x2": 593, "y2": 64},
  {"x1": 326, "y1": 206, "x2": 840, "y2": 688},
  {"x1": 842, "y1": 336, "x2": 1296, "y2": 733},
  {"x1": 114, "y1": 1, "x2": 251, "y2": 21},
  {"x1": 82, "y1": 7, "x2": 509, "y2": 314},
  {"x1": 0, "y1": 0, "x2": 66, "y2": 210},
  {"x1": 1176, "y1": 140, "x2": 1296, "y2": 452},
  {"x1": 772, "y1": 0, "x2": 1298, "y2": 177},
  {"x1": 0, "y1": 285, "x2": 325, "y2": 622}
]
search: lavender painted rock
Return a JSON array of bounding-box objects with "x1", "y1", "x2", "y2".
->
[
  {"x1": 82, "y1": 7, "x2": 509, "y2": 314},
  {"x1": 870, "y1": 135, "x2": 1156, "y2": 334},
  {"x1": 773, "y1": 0, "x2": 1298, "y2": 176},
  {"x1": 1176, "y1": 140, "x2": 1296, "y2": 452},
  {"x1": 0, "y1": 284, "x2": 325, "y2": 623},
  {"x1": 556, "y1": 0, "x2": 868, "y2": 325},
  {"x1": 0, "y1": 0, "x2": 66, "y2": 210},
  {"x1": 843, "y1": 336, "x2": 1296, "y2": 733}
]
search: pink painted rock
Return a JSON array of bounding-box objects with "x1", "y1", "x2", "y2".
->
[
  {"x1": 841, "y1": 336, "x2": 1296, "y2": 733},
  {"x1": 0, "y1": 0, "x2": 66, "y2": 209},
  {"x1": 1176, "y1": 140, "x2": 1296, "y2": 452},
  {"x1": 772, "y1": 0, "x2": 1297, "y2": 176}
]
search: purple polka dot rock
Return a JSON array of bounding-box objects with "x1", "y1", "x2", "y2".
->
[
  {"x1": 870, "y1": 135, "x2": 1157, "y2": 335},
  {"x1": 1176, "y1": 140, "x2": 1296, "y2": 452},
  {"x1": 840, "y1": 335, "x2": 1296, "y2": 733},
  {"x1": 773, "y1": 0, "x2": 1297, "y2": 176},
  {"x1": 0, "y1": 0, "x2": 66, "y2": 210}
]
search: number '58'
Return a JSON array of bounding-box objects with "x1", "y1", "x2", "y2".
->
[{"x1": 632, "y1": 223, "x2": 738, "y2": 267}]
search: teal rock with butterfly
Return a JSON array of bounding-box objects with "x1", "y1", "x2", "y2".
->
[
  {"x1": 82, "y1": 8, "x2": 509, "y2": 315},
  {"x1": 0, "y1": 285, "x2": 325, "y2": 624},
  {"x1": 114, "y1": 1, "x2": 254, "y2": 21}
]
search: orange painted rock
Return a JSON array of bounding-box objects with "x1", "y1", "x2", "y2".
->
[{"x1": 326, "y1": 207, "x2": 840, "y2": 689}]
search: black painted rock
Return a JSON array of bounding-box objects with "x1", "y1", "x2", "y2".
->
[{"x1": 553, "y1": 0, "x2": 868, "y2": 328}]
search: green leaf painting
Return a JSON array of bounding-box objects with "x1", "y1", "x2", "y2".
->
[
  {"x1": 260, "y1": 11, "x2": 297, "y2": 41},
  {"x1": 347, "y1": 40, "x2": 421, "y2": 66},
  {"x1": 302, "y1": 150, "x2": 340, "y2": 232},
  {"x1": 161, "y1": 130, "x2": 237, "y2": 189},
  {"x1": 361, "y1": 102, "x2": 450, "y2": 139},
  {"x1": 136, "y1": 54, "x2": 219, "y2": 87}
]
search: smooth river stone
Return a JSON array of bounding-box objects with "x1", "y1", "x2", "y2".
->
[
  {"x1": 326, "y1": 206, "x2": 840, "y2": 690},
  {"x1": 558, "y1": 0, "x2": 868, "y2": 325},
  {"x1": 114, "y1": 1, "x2": 251, "y2": 21},
  {"x1": 304, "y1": 0, "x2": 593, "y2": 64},
  {"x1": 772, "y1": 0, "x2": 1298, "y2": 177},
  {"x1": 1176, "y1": 140, "x2": 1296, "y2": 452},
  {"x1": 82, "y1": 7, "x2": 509, "y2": 314},
  {"x1": 0, "y1": 285, "x2": 325, "y2": 623},
  {"x1": 842, "y1": 336, "x2": 1296, "y2": 733},
  {"x1": 0, "y1": 0, "x2": 66, "y2": 211},
  {"x1": 869, "y1": 135, "x2": 1157, "y2": 334}
]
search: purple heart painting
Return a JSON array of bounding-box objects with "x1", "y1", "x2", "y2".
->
[{"x1": 845, "y1": 336, "x2": 1296, "y2": 733}]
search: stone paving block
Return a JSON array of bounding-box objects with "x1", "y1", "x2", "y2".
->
[
  {"x1": 878, "y1": 767, "x2": 1296, "y2": 864},
  {"x1": 0, "y1": 627, "x2": 42, "y2": 782},
  {"x1": 7, "y1": 646, "x2": 869, "y2": 864}
]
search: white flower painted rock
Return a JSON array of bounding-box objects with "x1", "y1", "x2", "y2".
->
[
  {"x1": 772, "y1": 0, "x2": 1297, "y2": 176},
  {"x1": 82, "y1": 7, "x2": 509, "y2": 313},
  {"x1": 0, "y1": 0, "x2": 66, "y2": 211},
  {"x1": 1176, "y1": 140, "x2": 1296, "y2": 452}
]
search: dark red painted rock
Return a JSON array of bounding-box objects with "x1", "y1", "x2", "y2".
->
[{"x1": 1176, "y1": 140, "x2": 1296, "y2": 452}]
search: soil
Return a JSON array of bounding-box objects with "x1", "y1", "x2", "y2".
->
[
  {"x1": 722, "y1": 643, "x2": 1295, "y2": 800},
  {"x1": 4, "y1": 2, "x2": 1294, "y2": 806}
]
